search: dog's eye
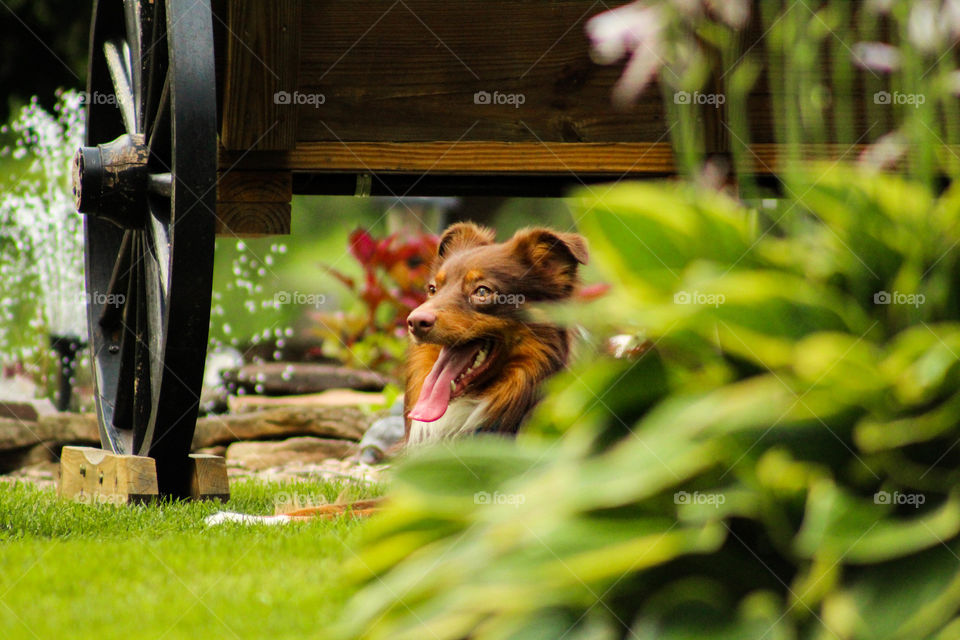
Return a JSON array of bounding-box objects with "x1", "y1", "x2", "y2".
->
[
  {"x1": 473, "y1": 286, "x2": 492, "y2": 301},
  {"x1": 427, "y1": 284, "x2": 436, "y2": 296}
]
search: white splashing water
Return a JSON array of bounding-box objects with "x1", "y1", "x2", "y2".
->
[{"x1": 0, "y1": 90, "x2": 86, "y2": 361}]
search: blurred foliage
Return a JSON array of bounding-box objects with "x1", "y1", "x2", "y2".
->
[
  {"x1": 309, "y1": 228, "x2": 438, "y2": 375},
  {"x1": 335, "y1": 168, "x2": 960, "y2": 640}
]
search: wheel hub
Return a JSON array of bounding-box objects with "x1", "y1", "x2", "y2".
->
[{"x1": 73, "y1": 133, "x2": 150, "y2": 228}]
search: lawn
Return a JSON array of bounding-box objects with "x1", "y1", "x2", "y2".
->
[{"x1": 0, "y1": 479, "x2": 382, "y2": 640}]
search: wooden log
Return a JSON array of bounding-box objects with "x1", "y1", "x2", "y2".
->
[
  {"x1": 192, "y1": 406, "x2": 372, "y2": 449},
  {"x1": 188, "y1": 454, "x2": 230, "y2": 502},
  {"x1": 221, "y1": 363, "x2": 391, "y2": 395},
  {"x1": 220, "y1": 0, "x2": 301, "y2": 150},
  {"x1": 58, "y1": 446, "x2": 158, "y2": 505}
]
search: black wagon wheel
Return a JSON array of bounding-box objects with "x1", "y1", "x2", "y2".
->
[{"x1": 73, "y1": 0, "x2": 217, "y2": 496}]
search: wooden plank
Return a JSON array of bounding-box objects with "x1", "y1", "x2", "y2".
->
[
  {"x1": 295, "y1": 0, "x2": 662, "y2": 143},
  {"x1": 58, "y1": 446, "x2": 158, "y2": 505},
  {"x1": 188, "y1": 454, "x2": 230, "y2": 502},
  {"x1": 221, "y1": 142, "x2": 960, "y2": 176},
  {"x1": 221, "y1": 142, "x2": 677, "y2": 174},
  {"x1": 220, "y1": 0, "x2": 301, "y2": 150}
]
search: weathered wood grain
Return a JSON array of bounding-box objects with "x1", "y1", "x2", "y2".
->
[
  {"x1": 295, "y1": 0, "x2": 662, "y2": 143},
  {"x1": 220, "y1": 0, "x2": 301, "y2": 150}
]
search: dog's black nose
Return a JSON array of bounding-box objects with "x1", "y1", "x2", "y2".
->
[{"x1": 407, "y1": 310, "x2": 436, "y2": 337}]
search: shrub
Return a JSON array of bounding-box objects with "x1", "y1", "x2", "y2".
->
[{"x1": 334, "y1": 167, "x2": 960, "y2": 640}]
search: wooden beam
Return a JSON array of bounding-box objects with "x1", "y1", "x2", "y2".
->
[
  {"x1": 221, "y1": 142, "x2": 677, "y2": 174},
  {"x1": 220, "y1": 142, "x2": 960, "y2": 177},
  {"x1": 220, "y1": 0, "x2": 301, "y2": 150},
  {"x1": 215, "y1": 171, "x2": 292, "y2": 236}
]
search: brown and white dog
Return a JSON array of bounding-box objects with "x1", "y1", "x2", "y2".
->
[
  {"x1": 207, "y1": 223, "x2": 588, "y2": 524},
  {"x1": 404, "y1": 222, "x2": 588, "y2": 444}
]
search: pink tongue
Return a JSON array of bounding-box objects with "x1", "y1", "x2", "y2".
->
[{"x1": 408, "y1": 345, "x2": 478, "y2": 422}]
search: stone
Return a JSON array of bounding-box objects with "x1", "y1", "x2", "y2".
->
[
  {"x1": 227, "y1": 388, "x2": 389, "y2": 414},
  {"x1": 0, "y1": 398, "x2": 56, "y2": 422},
  {"x1": 0, "y1": 413, "x2": 99, "y2": 451},
  {"x1": 221, "y1": 363, "x2": 391, "y2": 395},
  {"x1": 225, "y1": 437, "x2": 358, "y2": 471},
  {"x1": 192, "y1": 406, "x2": 373, "y2": 449}
]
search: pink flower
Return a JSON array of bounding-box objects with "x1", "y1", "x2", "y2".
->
[
  {"x1": 586, "y1": 3, "x2": 665, "y2": 107},
  {"x1": 852, "y1": 42, "x2": 901, "y2": 73}
]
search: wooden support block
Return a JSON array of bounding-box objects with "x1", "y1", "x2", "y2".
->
[
  {"x1": 58, "y1": 446, "x2": 158, "y2": 505},
  {"x1": 216, "y1": 202, "x2": 291, "y2": 236},
  {"x1": 215, "y1": 170, "x2": 292, "y2": 236},
  {"x1": 188, "y1": 454, "x2": 230, "y2": 502},
  {"x1": 217, "y1": 171, "x2": 291, "y2": 202}
]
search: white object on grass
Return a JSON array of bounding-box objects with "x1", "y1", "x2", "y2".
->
[{"x1": 205, "y1": 511, "x2": 291, "y2": 526}]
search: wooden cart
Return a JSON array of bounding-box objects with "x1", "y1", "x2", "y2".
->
[{"x1": 71, "y1": 0, "x2": 877, "y2": 496}]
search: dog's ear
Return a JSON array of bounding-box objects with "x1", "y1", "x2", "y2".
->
[
  {"x1": 437, "y1": 222, "x2": 496, "y2": 260},
  {"x1": 511, "y1": 227, "x2": 589, "y2": 268},
  {"x1": 509, "y1": 228, "x2": 589, "y2": 300}
]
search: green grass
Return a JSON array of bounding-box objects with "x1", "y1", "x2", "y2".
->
[{"x1": 0, "y1": 478, "x2": 383, "y2": 640}]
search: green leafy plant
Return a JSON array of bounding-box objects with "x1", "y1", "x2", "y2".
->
[{"x1": 334, "y1": 168, "x2": 960, "y2": 640}]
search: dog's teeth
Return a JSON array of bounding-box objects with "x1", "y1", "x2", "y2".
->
[
  {"x1": 451, "y1": 380, "x2": 457, "y2": 393},
  {"x1": 475, "y1": 350, "x2": 487, "y2": 366}
]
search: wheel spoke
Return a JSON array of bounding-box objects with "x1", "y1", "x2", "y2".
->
[
  {"x1": 148, "y1": 197, "x2": 172, "y2": 293},
  {"x1": 142, "y1": 216, "x2": 168, "y2": 414},
  {"x1": 99, "y1": 229, "x2": 133, "y2": 329},
  {"x1": 123, "y1": 0, "x2": 143, "y2": 104},
  {"x1": 104, "y1": 39, "x2": 139, "y2": 134},
  {"x1": 110, "y1": 232, "x2": 140, "y2": 443},
  {"x1": 147, "y1": 70, "x2": 170, "y2": 157},
  {"x1": 139, "y1": 0, "x2": 165, "y2": 135},
  {"x1": 132, "y1": 233, "x2": 155, "y2": 454}
]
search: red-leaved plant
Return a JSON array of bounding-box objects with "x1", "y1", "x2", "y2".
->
[{"x1": 309, "y1": 228, "x2": 438, "y2": 373}]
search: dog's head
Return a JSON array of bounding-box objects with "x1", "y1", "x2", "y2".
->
[{"x1": 406, "y1": 222, "x2": 588, "y2": 422}]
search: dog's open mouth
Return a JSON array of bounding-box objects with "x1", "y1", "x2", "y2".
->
[{"x1": 408, "y1": 339, "x2": 496, "y2": 422}]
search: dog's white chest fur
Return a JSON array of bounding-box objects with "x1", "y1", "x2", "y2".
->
[{"x1": 408, "y1": 398, "x2": 489, "y2": 445}]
